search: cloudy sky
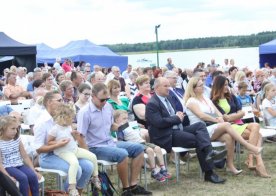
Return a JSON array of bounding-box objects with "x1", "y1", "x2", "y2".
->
[{"x1": 1, "y1": 0, "x2": 276, "y2": 48}]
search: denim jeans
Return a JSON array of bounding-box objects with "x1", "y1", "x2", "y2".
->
[
  {"x1": 39, "y1": 152, "x2": 94, "y2": 190},
  {"x1": 6, "y1": 165, "x2": 39, "y2": 196},
  {"x1": 89, "y1": 141, "x2": 144, "y2": 163}
]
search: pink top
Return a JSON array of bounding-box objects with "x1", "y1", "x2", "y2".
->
[{"x1": 62, "y1": 62, "x2": 72, "y2": 73}]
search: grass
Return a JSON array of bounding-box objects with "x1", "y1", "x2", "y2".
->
[{"x1": 42, "y1": 141, "x2": 276, "y2": 196}]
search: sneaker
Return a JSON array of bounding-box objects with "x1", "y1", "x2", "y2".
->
[
  {"x1": 151, "y1": 171, "x2": 166, "y2": 182},
  {"x1": 160, "y1": 169, "x2": 172, "y2": 179},
  {"x1": 69, "y1": 188, "x2": 79, "y2": 196},
  {"x1": 121, "y1": 189, "x2": 133, "y2": 196},
  {"x1": 91, "y1": 176, "x2": 101, "y2": 190},
  {"x1": 130, "y1": 185, "x2": 152, "y2": 195}
]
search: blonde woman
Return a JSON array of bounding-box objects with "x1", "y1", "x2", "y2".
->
[{"x1": 184, "y1": 77, "x2": 262, "y2": 175}]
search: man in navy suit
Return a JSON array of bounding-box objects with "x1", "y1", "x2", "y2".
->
[{"x1": 145, "y1": 77, "x2": 226, "y2": 184}]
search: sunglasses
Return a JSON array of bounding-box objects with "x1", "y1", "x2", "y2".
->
[{"x1": 97, "y1": 97, "x2": 109, "y2": 103}]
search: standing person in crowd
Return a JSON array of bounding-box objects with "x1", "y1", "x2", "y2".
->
[
  {"x1": 53, "y1": 57, "x2": 62, "y2": 72},
  {"x1": 48, "y1": 104, "x2": 101, "y2": 195},
  {"x1": 211, "y1": 75, "x2": 269, "y2": 177},
  {"x1": 165, "y1": 58, "x2": 175, "y2": 70},
  {"x1": 122, "y1": 64, "x2": 132, "y2": 80},
  {"x1": 77, "y1": 83, "x2": 152, "y2": 196},
  {"x1": 0, "y1": 116, "x2": 41, "y2": 196},
  {"x1": 262, "y1": 83, "x2": 276, "y2": 126},
  {"x1": 107, "y1": 80, "x2": 129, "y2": 111},
  {"x1": 146, "y1": 77, "x2": 227, "y2": 184},
  {"x1": 205, "y1": 64, "x2": 217, "y2": 87},
  {"x1": 132, "y1": 75, "x2": 152, "y2": 128},
  {"x1": 33, "y1": 91, "x2": 94, "y2": 195},
  {"x1": 4, "y1": 72, "x2": 32, "y2": 104},
  {"x1": 62, "y1": 58, "x2": 72, "y2": 73}
]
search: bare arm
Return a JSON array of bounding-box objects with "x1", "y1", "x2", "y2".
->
[
  {"x1": 133, "y1": 104, "x2": 146, "y2": 120},
  {"x1": 267, "y1": 107, "x2": 276, "y2": 117}
]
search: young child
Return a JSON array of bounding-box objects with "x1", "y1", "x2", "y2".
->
[
  {"x1": 0, "y1": 116, "x2": 41, "y2": 196},
  {"x1": 262, "y1": 83, "x2": 276, "y2": 126},
  {"x1": 236, "y1": 81, "x2": 253, "y2": 106},
  {"x1": 48, "y1": 103, "x2": 101, "y2": 196},
  {"x1": 113, "y1": 110, "x2": 171, "y2": 182}
]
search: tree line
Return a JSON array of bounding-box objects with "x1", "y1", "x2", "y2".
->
[{"x1": 104, "y1": 31, "x2": 276, "y2": 53}]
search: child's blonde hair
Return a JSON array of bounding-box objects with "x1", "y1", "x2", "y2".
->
[
  {"x1": 113, "y1": 110, "x2": 128, "y2": 122},
  {"x1": 53, "y1": 103, "x2": 76, "y2": 126},
  {"x1": 263, "y1": 83, "x2": 275, "y2": 99},
  {"x1": 0, "y1": 116, "x2": 20, "y2": 139}
]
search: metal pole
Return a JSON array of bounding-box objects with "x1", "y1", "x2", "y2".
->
[{"x1": 155, "y1": 25, "x2": 160, "y2": 68}]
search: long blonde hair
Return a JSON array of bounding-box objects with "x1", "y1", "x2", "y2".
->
[{"x1": 184, "y1": 77, "x2": 201, "y2": 104}]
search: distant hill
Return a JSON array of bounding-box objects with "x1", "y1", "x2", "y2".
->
[{"x1": 103, "y1": 31, "x2": 276, "y2": 53}]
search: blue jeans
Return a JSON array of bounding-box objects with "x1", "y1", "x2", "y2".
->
[
  {"x1": 39, "y1": 152, "x2": 94, "y2": 190},
  {"x1": 89, "y1": 141, "x2": 144, "y2": 163},
  {"x1": 6, "y1": 165, "x2": 39, "y2": 196}
]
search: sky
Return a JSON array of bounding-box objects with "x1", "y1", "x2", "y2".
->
[{"x1": 1, "y1": 0, "x2": 276, "y2": 48}]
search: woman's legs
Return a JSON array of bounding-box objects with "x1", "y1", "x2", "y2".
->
[
  {"x1": 211, "y1": 122, "x2": 261, "y2": 154},
  {"x1": 216, "y1": 133, "x2": 239, "y2": 173}
]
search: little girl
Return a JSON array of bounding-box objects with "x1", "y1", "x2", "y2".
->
[
  {"x1": 48, "y1": 103, "x2": 101, "y2": 196},
  {"x1": 0, "y1": 116, "x2": 41, "y2": 196},
  {"x1": 262, "y1": 83, "x2": 276, "y2": 126}
]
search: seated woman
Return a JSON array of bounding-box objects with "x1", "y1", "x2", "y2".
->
[
  {"x1": 74, "y1": 83, "x2": 91, "y2": 112},
  {"x1": 262, "y1": 83, "x2": 276, "y2": 126},
  {"x1": 59, "y1": 80, "x2": 75, "y2": 104},
  {"x1": 107, "y1": 80, "x2": 129, "y2": 111},
  {"x1": 132, "y1": 75, "x2": 152, "y2": 128},
  {"x1": 211, "y1": 75, "x2": 270, "y2": 178},
  {"x1": 184, "y1": 77, "x2": 261, "y2": 175}
]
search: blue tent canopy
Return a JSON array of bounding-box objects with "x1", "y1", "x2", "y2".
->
[
  {"x1": 37, "y1": 39, "x2": 128, "y2": 70},
  {"x1": 259, "y1": 39, "x2": 276, "y2": 68}
]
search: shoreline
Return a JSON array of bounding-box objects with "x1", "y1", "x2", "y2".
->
[{"x1": 118, "y1": 46, "x2": 252, "y2": 55}]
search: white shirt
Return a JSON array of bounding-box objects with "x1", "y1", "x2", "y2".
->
[
  {"x1": 33, "y1": 110, "x2": 54, "y2": 154},
  {"x1": 16, "y1": 76, "x2": 28, "y2": 90},
  {"x1": 48, "y1": 124, "x2": 78, "y2": 155}
]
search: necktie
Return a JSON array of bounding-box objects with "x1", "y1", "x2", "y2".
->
[
  {"x1": 165, "y1": 98, "x2": 183, "y2": 131},
  {"x1": 165, "y1": 98, "x2": 174, "y2": 115}
]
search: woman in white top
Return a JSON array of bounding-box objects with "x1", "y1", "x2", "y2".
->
[{"x1": 184, "y1": 77, "x2": 262, "y2": 175}]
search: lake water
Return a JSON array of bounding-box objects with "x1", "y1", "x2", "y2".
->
[{"x1": 124, "y1": 47, "x2": 260, "y2": 70}]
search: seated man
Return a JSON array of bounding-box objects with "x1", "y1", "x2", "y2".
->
[
  {"x1": 4, "y1": 72, "x2": 31, "y2": 104},
  {"x1": 77, "y1": 83, "x2": 152, "y2": 196},
  {"x1": 145, "y1": 77, "x2": 226, "y2": 184},
  {"x1": 33, "y1": 91, "x2": 93, "y2": 194}
]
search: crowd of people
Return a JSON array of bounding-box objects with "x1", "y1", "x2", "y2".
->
[{"x1": 0, "y1": 57, "x2": 275, "y2": 196}]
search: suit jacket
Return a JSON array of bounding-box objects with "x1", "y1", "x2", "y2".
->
[
  {"x1": 145, "y1": 94, "x2": 182, "y2": 152},
  {"x1": 168, "y1": 89, "x2": 190, "y2": 126}
]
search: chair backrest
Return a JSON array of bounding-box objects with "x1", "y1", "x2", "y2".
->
[{"x1": 0, "y1": 100, "x2": 11, "y2": 107}]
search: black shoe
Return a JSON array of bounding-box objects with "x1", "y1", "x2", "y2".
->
[
  {"x1": 205, "y1": 173, "x2": 226, "y2": 184},
  {"x1": 131, "y1": 185, "x2": 152, "y2": 195},
  {"x1": 121, "y1": 189, "x2": 133, "y2": 196},
  {"x1": 206, "y1": 149, "x2": 227, "y2": 163}
]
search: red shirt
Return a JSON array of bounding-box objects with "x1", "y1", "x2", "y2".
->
[{"x1": 62, "y1": 62, "x2": 72, "y2": 73}]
